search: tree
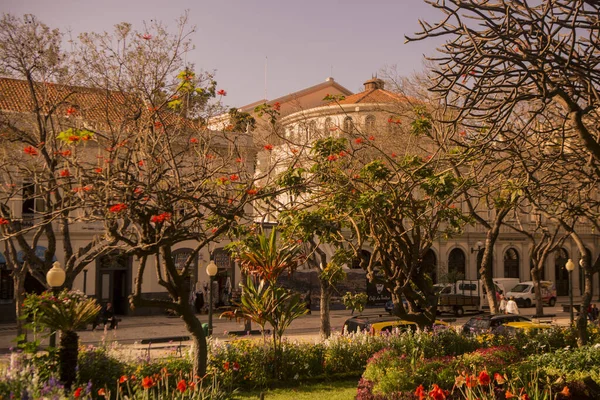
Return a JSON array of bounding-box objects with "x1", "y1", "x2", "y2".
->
[
  {"x1": 408, "y1": 1, "x2": 600, "y2": 166},
  {"x1": 0, "y1": 14, "x2": 116, "y2": 338}
]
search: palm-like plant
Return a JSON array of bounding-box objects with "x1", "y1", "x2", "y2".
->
[{"x1": 23, "y1": 290, "x2": 100, "y2": 390}]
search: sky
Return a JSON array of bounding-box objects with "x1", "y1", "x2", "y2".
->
[{"x1": 2, "y1": 0, "x2": 446, "y2": 108}]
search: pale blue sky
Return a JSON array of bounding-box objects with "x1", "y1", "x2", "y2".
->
[{"x1": 2, "y1": 0, "x2": 444, "y2": 108}]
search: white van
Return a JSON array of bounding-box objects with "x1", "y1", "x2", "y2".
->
[{"x1": 505, "y1": 281, "x2": 557, "y2": 308}]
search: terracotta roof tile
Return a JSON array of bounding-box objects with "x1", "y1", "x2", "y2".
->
[{"x1": 329, "y1": 88, "x2": 406, "y2": 106}]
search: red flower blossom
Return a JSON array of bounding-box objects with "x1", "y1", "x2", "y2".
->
[
  {"x1": 224, "y1": 361, "x2": 230, "y2": 371},
  {"x1": 227, "y1": 198, "x2": 234, "y2": 204},
  {"x1": 24, "y1": 146, "x2": 38, "y2": 156},
  {"x1": 119, "y1": 375, "x2": 128, "y2": 383},
  {"x1": 206, "y1": 154, "x2": 215, "y2": 159},
  {"x1": 74, "y1": 387, "x2": 82, "y2": 398},
  {"x1": 177, "y1": 379, "x2": 187, "y2": 393},
  {"x1": 494, "y1": 373, "x2": 506, "y2": 385},
  {"x1": 290, "y1": 149, "x2": 299, "y2": 154},
  {"x1": 338, "y1": 150, "x2": 346, "y2": 157},
  {"x1": 94, "y1": 168, "x2": 103, "y2": 173},
  {"x1": 391, "y1": 152, "x2": 397, "y2": 158},
  {"x1": 190, "y1": 137, "x2": 199, "y2": 144},
  {"x1": 151, "y1": 212, "x2": 171, "y2": 223},
  {"x1": 505, "y1": 390, "x2": 516, "y2": 398},
  {"x1": 459, "y1": 130, "x2": 467, "y2": 136},
  {"x1": 60, "y1": 150, "x2": 72, "y2": 157},
  {"x1": 478, "y1": 370, "x2": 490, "y2": 385},
  {"x1": 134, "y1": 188, "x2": 143, "y2": 195},
  {"x1": 211, "y1": 227, "x2": 218, "y2": 233},
  {"x1": 264, "y1": 144, "x2": 274, "y2": 151},
  {"x1": 465, "y1": 374, "x2": 477, "y2": 388},
  {"x1": 327, "y1": 154, "x2": 337, "y2": 161},
  {"x1": 142, "y1": 33, "x2": 152, "y2": 40},
  {"x1": 98, "y1": 388, "x2": 106, "y2": 396},
  {"x1": 428, "y1": 384, "x2": 447, "y2": 400},
  {"x1": 69, "y1": 135, "x2": 80, "y2": 142},
  {"x1": 138, "y1": 160, "x2": 144, "y2": 166},
  {"x1": 0, "y1": 218, "x2": 9, "y2": 225},
  {"x1": 273, "y1": 102, "x2": 281, "y2": 111},
  {"x1": 559, "y1": 386, "x2": 570, "y2": 397},
  {"x1": 422, "y1": 155, "x2": 432, "y2": 162},
  {"x1": 522, "y1": 394, "x2": 530, "y2": 400},
  {"x1": 217, "y1": 89, "x2": 227, "y2": 96},
  {"x1": 415, "y1": 385, "x2": 426, "y2": 400},
  {"x1": 354, "y1": 138, "x2": 363, "y2": 144},
  {"x1": 233, "y1": 362, "x2": 240, "y2": 371},
  {"x1": 236, "y1": 157, "x2": 243, "y2": 163},
  {"x1": 218, "y1": 176, "x2": 228, "y2": 184},
  {"x1": 369, "y1": 135, "x2": 375, "y2": 141},
  {"x1": 109, "y1": 203, "x2": 127, "y2": 213},
  {"x1": 142, "y1": 376, "x2": 154, "y2": 389},
  {"x1": 246, "y1": 189, "x2": 258, "y2": 195},
  {"x1": 66, "y1": 107, "x2": 77, "y2": 116},
  {"x1": 60, "y1": 169, "x2": 70, "y2": 177},
  {"x1": 154, "y1": 121, "x2": 163, "y2": 129},
  {"x1": 229, "y1": 174, "x2": 239, "y2": 181}
]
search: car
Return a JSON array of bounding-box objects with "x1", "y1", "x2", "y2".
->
[
  {"x1": 462, "y1": 314, "x2": 531, "y2": 335},
  {"x1": 344, "y1": 314, "x2": 449, "y2": 335},
  {"x1": 493, "y1": 321, "x2": 554, "y2": 335},
  {"x1": 384, "y1": 298, "x2": 411, "y2": 315}
]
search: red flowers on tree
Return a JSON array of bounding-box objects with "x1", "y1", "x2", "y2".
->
[
  {"x1": 273, "y1": 102, "x2": 281, "y2": 111},
  {"x1": 217, "y1": 89, "x2": 227, "y2": 96},
  {"x1": 246, "y1": 188, "x2": 258, "y2": 195},
  {"x1": 151, "y1": 212, "x2": 171, "y2": 223},
  {"x1": 60, "y1": 169, "x2": 70, "y2": 177},
  {"x1": 264, "y1": 144, "x2": 274, "y2": 151},
  {"x1": 0, "y1": 218, "x2": 9, "y2": 225},
  {"x1": 24, "y1": 146, "x2": 38, "y2": 156},
  {"x1": 66, "y1": 107, "x2": 77, "y2": 116},
  {"x1": 190, "y1": 137, "x2": 199, "y2": 144},
  {"x1": 229, "y1": 174, "x2": 239, "y2": 181},
  {"x1": 109, "y1": 203, "x2": 127, "y2": 213},
  {"x1": 94, "y1": 167, "x2": 103, "y2": 173},
  {"x1": 142, "y1": 33, "x2": 152, "y2": 40},
  {"x1": 177, "y1": 379, "x2": 187, "y2": 393},
  {"x1": 354, "y1": 138, "x2": 363, "y2": 144}
]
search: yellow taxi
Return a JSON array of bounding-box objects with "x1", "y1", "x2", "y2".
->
[{"x1": 343, "y1": 315, "x2": 450, "y2": 335}]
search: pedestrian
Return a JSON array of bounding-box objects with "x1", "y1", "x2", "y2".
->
[
  {"x1": 304, "y1": 290, "x2": 312, "y2": 315},
  {"x1": 499, "y1": 294, "x2": 507, "y2": 314},
  {"x1": 506, "y1": 296, "x2": 519, "y2": 315},
  {"x1": 104, "y1": 302, "x2": 118, "y2": 329},
  {"x1": 591, "y1": 304, "x2": 599, "y2": 322}
]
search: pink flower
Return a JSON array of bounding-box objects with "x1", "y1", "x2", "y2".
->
[{"x1": 142, "y1": 33, "x2": 152, "y2": 40}]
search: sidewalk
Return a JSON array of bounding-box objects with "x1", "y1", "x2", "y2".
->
[{"x1": 0, "y1": 299, "x2": 585, "y2": 354}]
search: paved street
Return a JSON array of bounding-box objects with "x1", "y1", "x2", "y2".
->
[{"x1": 0, "y1": 297, "x2": 584, "y2": 355}]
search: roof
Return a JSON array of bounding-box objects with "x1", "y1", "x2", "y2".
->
[
  {"x1": 330, "y1": 88, "x2": 407, "y2": 106},
  {"x1": 237, "y1": 77, "x2": 353, "y2": 113},
  {"x1": 0, "y1": 77, "x2": 201, "y2": 131}
]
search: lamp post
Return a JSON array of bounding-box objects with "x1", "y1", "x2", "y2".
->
[
  {"x1": 206, "y1": 260, "x2": 218, "y2": 336},
  {"x1": 46, "y1": 261, "x2": 66, "y2": 347},
  {"x1": 565, "y1": 259, "x2": 575, "y2": 325},
  {"x1": 471, "y1": 241, "x2": 483, "y2": 254}
]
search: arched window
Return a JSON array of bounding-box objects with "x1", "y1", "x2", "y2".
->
[
  {"x1": 365, "y1": 115, "x2": 376, "y2": 134},
  {"x1": 324, "y1": 117, "x2": 333, "y2": 134},
  {"x1": 555, "y1": 248, "x2": 569, "y2": 296},
  {"x1": 448, "y1": 248, "x2": 466, "y2": 279},
  {"x1": 308, "y1": 121, "x2": 317, "y2": 140},
  {"x1": 504, "y1": 248, "x2": 520, "y2": 279},
  {"x1": 343, "y1": 116, "x2": 354, "y2": 133}
]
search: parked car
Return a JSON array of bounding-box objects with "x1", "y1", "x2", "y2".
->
[
  {"x1": 384, "y1": 298, "x2": 409, "y2": 314},
  {"x1": 344, "y1": 314, "x2": 449, "y2": 335},
  {"x1": 462, "y1": 314, "x2": 531, "y2": 335},
  {"x1": 505, "y1": 281, "x2": 557, "y2": 308}
]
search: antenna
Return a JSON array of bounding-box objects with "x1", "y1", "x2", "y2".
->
[{"x1": 264, "y1": 56, "x2": 268, "y2": 100}]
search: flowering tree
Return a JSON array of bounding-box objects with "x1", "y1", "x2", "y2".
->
[{"x1": 0, "y1": 14, "x2": 118, "y2": 337}]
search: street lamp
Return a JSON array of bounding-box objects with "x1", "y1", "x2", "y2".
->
[
  {"x1": 471, "y1": 241, "x2": 483, "y2": 254},
  {"x1": 46, "y1": 261, "x2": 66, "y2": 347},
  {"x1": 565, "y1": 259, "x2": 575, "y2": 325},
  {"x1": 206, "y1": 260, "x2": 218, "y2": 336}
]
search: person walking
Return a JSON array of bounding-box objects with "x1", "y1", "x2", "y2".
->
[
  {"x1": 506, "y1": 296, "x2": 519, "y2": 315},
  {"x1": 591, "y1": 304, "x2": 599, "y2": 322},
  {"x1": 499, "y1": 294, "x2": 507, "y2": 314}
]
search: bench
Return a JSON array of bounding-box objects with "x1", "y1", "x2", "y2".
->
[
  {"x1": 139, "y1": 336, "x2": 191, "y2": 357},
  {"x1": 562, "y1": 304, "x2": 581, "y2": 313}
]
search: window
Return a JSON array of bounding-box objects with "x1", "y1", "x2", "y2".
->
[
  {"x1": 365, "y1": 115, "x2": 376, "y2": 134},
  {"x1": 343, "y1": 117, "x2": 354, "y2": 133},
  {"x1": 308, "y1": 121, "x2": 317, "y2": 140},
  {"x1": 504, "y1": 248, "x2": 520, "y2": 279},
  {"x1": 0, "y1": 253, "x2": 13, "y2": 301}
]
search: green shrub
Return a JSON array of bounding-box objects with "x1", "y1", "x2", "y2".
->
[{"x1": 78, "y1": 346, "x2": 126, "y2": 394}]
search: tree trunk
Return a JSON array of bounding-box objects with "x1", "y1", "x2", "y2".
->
[
  {"x1": 532, "y1": 266, "x2": 545, "y2": 316},
  {"x1": 180, "y1": 303, "x2": 208, "y2": 377},
  {"x1": 14, "y1": 274, "x2": 26, "y2": 342},
  {"x1": 481, "y1": 228, "x2": 500, "y2": 314},
  {"x1": 577, "y1": 268, "x2": 592, "y2": 346},
  {"x1": 319, "y1": 279, "x2": 332, "y2": 338},
  {"x1": 59, "y1": 330, "x2": 78, "y2": 391}
]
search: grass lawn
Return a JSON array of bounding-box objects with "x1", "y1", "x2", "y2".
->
[{"x1": 233, "y1": 379, "x2": 358, "y2": 400}]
